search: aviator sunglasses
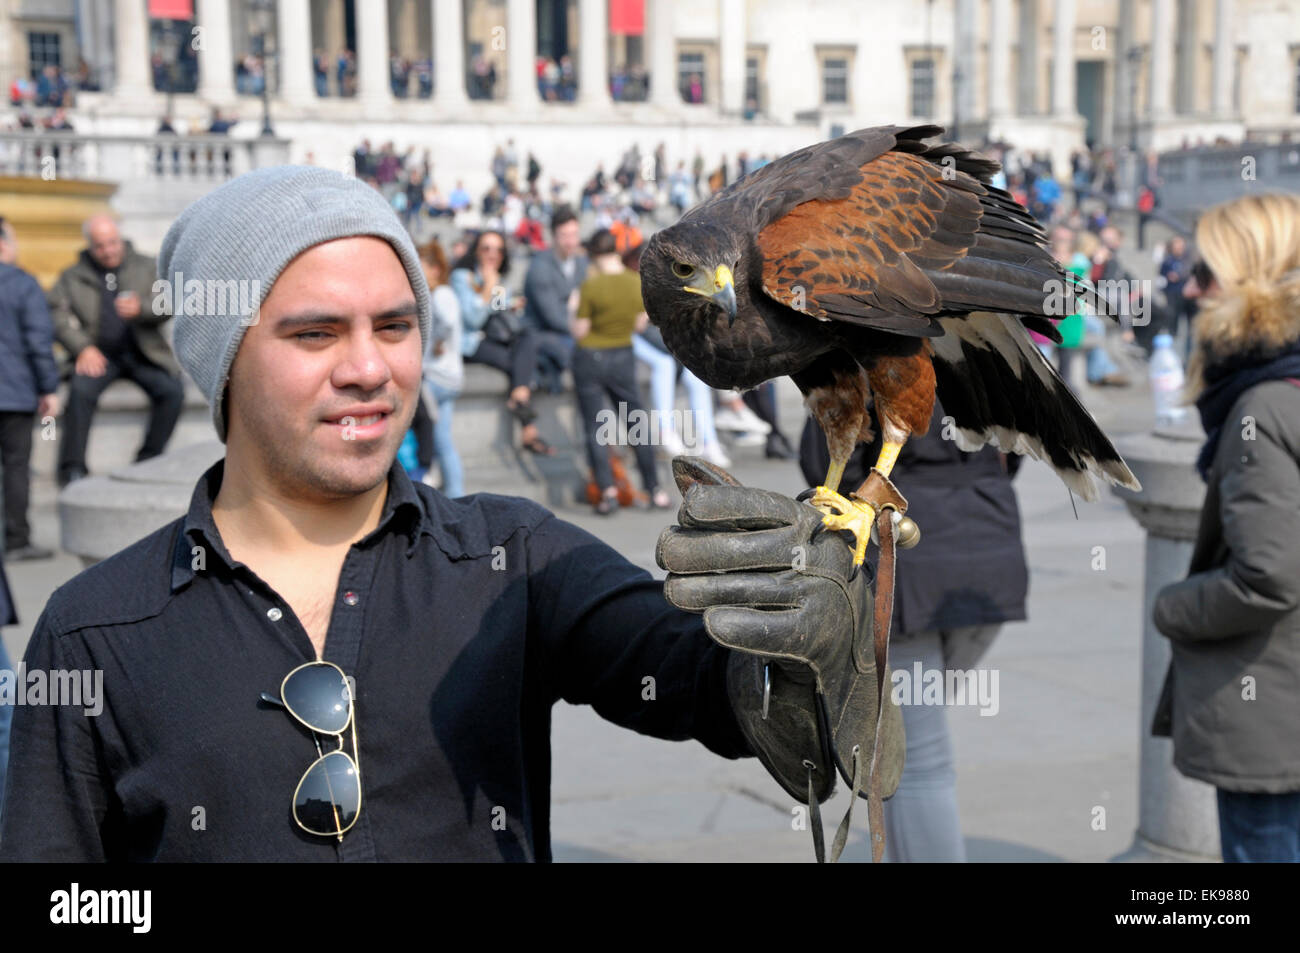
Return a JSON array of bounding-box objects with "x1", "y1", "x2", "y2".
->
[{"x1": 260, "y1": 661, "x2": 362, "y2": 841}]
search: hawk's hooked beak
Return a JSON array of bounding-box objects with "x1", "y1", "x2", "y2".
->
[
  {"x1": 711, "y1": 265, "x2": 738, "y2": 327},
  {"x1": 683, "y1": 264, "x2": 738, "y2": 326}
]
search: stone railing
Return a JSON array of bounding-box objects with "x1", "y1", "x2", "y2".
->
[
  {"x1": 0, "y1": 131, "x2": 290, "y2": 185},
  {"x1": 1156, "y1": 142, "x2": 1300, "y2": 223}
]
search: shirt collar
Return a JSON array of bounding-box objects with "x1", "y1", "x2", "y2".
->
[{"x1": 171, "y1": 457, "x2": 430, "y2": 591}]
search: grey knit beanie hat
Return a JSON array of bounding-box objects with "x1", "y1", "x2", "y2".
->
[{"x1": 158, "y1": 165, "x2": 431, "y2": 442}]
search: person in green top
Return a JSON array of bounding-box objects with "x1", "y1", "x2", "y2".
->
[{"x1": 571, "y1": 229, "x2": 671, "y2": 514}]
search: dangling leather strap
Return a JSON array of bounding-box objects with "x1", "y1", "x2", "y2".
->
[
  {"x1": 813, "y1": 501, "x2": 899, "y2": 864},
  {"x1": 866, "y1": 506, "x2": 898, "y2": 863}
]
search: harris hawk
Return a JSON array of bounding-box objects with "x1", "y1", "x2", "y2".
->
[{"x1": 641, "y1": 124, "x2": 1140, "y2": 565}]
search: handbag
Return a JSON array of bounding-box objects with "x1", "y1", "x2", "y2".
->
[
  {"x1": 584, "y1": 451, "x2": 644, "y2": 507},
  {"x1": 482, "y1": 308, "x2": 521, "y2": 346}
]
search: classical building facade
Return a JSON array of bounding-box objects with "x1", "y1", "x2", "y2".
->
[{"x1": 2, "y1": 1, "x2": 1298, "y2": 189}]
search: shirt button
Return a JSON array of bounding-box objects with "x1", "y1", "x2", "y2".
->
[
  {"x1": 342, "y1": 591, "x2": 359, "y2": 606},
  {"x1": 267, "y1": 607, "x2": 283, "y2": 621}
]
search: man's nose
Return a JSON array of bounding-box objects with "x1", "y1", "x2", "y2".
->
[{"x1": 332, "y1": 331, "x2": 393, "y2": 392}]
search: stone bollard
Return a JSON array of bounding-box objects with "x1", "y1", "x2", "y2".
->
[
  {"x1": 60, "y1": 441, "x2": 225, "y2": 567},
  {"x1": 1110, "y1": 419, "x2": 1221, "y2": 862}
]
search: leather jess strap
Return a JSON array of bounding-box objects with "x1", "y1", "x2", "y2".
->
[
  {"x1": 866, "y1": 506, "x2": 897, "y2": 863},
  {"x1": 813, "y1": 491, "x2": 900, "y2": 864}
]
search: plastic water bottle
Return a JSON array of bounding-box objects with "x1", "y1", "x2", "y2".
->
[{"x1": 1149, "y1": 333, "x2": 1188, "y2": 425}]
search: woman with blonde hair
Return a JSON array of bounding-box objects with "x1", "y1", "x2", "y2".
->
[{"x1": 1152, "y1": 192, "x2": 1300, "y2": 862}]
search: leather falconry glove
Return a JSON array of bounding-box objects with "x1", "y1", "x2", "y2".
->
[{"x1": 655, "y1": 457, "x2": 904, "y2": 862}]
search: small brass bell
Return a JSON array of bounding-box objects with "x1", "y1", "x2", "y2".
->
[{"x1": 871, "y1": 510, "x2": 921, "y2": 549}]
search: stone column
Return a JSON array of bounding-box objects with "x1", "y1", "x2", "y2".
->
[
  {"x1": 1052, "y1": 0, "x2": 1076, "y2": 118},
  {"x1": 987, "y1": 0, "x2": 1011, "y2": 119},
  {"x1": 718, "y1": 0, "x2": 745, "y2": 115},
  {"x1": 1111, "y1": 422, "x2": 1222, "y2": 862},
  {"x1": 114, "y1": 0, "x2": 153, "y2": 98},
  {"x1": 197, "y1": 0, "x2": 236, "y2": 102},
  {"x1": 433, "y1": 0, "x2": 468, "y2": 106},
  {"x1": 356, "y1": 0, "x2": 393, "y2": 109},
  {"x1": 1115, "y1": 0, "x2": 1136, "y2": 147},
  {"x1": 649, "y1": 0, "x2": 678, "y2": 108},
  {"x1": 1149, "y1": 0, "x2": 1174, "y2": 120},
  {"x1": 953, "y1": 0, "x2": 977, "y2": 133},
  {"x1": 1016, "y1": 0, "x2": 1038, "y2": 114},
  {"x1": 395, "y1": 0, "x2": 420, "y2": 60},
  {"x1": 322, "y1": 0, "x2": 345, "y2": 62},
  {"x1": 277, "y1": 0, "x2": 316, "y2": 105},
  {"x1": 576, "y1": 0, "x2": 609, "y2": 106},
  {"x1": 507, "y1": 0, "x2": 540, "y2": 107},
  {"x1": 1211, "y1": 0, "x2": 1234, "y2": 119}
]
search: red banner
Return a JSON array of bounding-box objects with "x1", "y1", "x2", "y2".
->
[
  {"x1": 148, "y1": 0, "x2": 194, "y2": 19},
  {"x1": 609, "y1": 0, "x2": 644, "y2": 35}
]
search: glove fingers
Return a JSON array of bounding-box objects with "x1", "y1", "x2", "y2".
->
[
  {"x1": 679, "y1": 484, "x2": 813, "y2": 531},
  {"x1": 656, "y1": 523, "x2": 807, "y2": 574},
  {"x1": 664, "y1": 570, "x2": 814, "y2": 613},
  {"x1": 701, "y1": 603, "x2": 822, "y2": 664}
]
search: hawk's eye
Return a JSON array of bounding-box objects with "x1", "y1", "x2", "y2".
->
[{"x1": 672, "y1": 261, "x2": 695, "y2": 279}]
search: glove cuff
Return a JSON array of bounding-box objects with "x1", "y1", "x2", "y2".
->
[{"x1": 725, "y1": 652, "x2": 837, "y2": 804}]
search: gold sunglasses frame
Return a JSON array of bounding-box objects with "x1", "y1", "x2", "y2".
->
[{"x1": 280, "y1": 660, "x2": 362, "y2": 842}]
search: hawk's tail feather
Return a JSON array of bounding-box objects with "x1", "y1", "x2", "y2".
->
[{"x1": 927, "y1": 312, "x2": 1141, "y2": 498}]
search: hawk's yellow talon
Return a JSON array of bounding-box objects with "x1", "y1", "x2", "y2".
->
[{"x1": 806, "y1": 485, "x2": 875, "y2": 567}]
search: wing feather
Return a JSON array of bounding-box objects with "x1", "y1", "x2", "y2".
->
[{"x1": 751, "y1": 126, "x2": 1069, "y2": 337}]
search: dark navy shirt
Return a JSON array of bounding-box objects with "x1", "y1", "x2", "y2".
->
[{"x1": 0, "y1": 460, "x2": 748, "y2": 861}]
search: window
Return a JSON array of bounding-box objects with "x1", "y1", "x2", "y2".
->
[
  {"x1": 911, "y1": 57, "x2": 935, "y2": 118},
  {"x1": 822, "y1": 57, "x2": 849, "y2": 105},
  {"x1": 1289, "y1": 54, "x2": 1300, "y2": 114},
  {"x1": 678, "y1": 51, "x2": 706, "y2": 103},
  {"x1": 745, "y1": 48, "x2": 766, "y2": 116},
  {"x1": 27, "y1": 31, "x2": 61, "y2": 78}
]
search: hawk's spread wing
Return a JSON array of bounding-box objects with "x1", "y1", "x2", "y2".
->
[{"x1": 743, "y1": 125, "x2": 1067, "y2": 341}]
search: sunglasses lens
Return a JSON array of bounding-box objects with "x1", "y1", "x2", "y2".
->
[
  {"x1": 294, "y1": 751, "x2": 360, "y2": 836},
  {"x1": 283, "y1": 663, "x2": 351, "y2": 734}
]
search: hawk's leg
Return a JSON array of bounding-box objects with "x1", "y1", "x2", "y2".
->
[
  {"x1": 801, "y1": 364, "x2": 881, "y2": 566},
  {"x1": 802, "y1": 350, "x2": 935, "y2": 566}
]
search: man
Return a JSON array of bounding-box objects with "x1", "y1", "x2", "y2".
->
[
  {"x1": 447, "y1": 180, "x2": 470, "y2": 213},
  {"x1": 522, "y1": 206, "x2": 587, "y2": 393},
  {"x1": 0, "y1": 167, "x2": 899, "y2": 861},
  {"x1": 1159, "y1": 235, "x2": 1196, "y2": 359},
  {"x1": 0, "y1": 218, "x2": 59, "y2": 559},
  {"x1": 49, "y1": 215, "x2": 185, "y2": 487},
  {"x1": 1095, "y1": 223, "x2": 1148, "y2": 354}
]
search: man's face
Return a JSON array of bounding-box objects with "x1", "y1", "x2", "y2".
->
[
  {"x1": 224, "y1": 237, "x2": 422, "y2": 501},
  {"x1": 1100, "y1": 226, "x2": 1122, "y2": 251},
  {"x1": 86, "y1": 220, "x2": 125, "y2": 269},
  {"x1": 553, "y1": 220, "x2": 581, "y2": 258},
  {"x1": 1168, "y1": 237, "x2": 1186, "y2": 257}
]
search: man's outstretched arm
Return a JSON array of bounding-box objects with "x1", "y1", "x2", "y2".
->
[{"x1": 525, "y1": 512, "x2": 751, "y2": 760}]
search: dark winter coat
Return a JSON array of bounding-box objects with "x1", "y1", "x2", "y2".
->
[{"x1": 1152, "y1": 304, "x2": 1300, "y2": 793}]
